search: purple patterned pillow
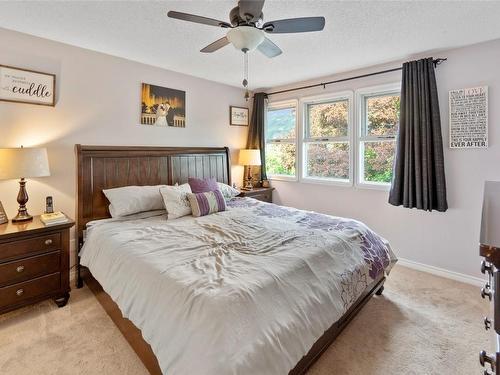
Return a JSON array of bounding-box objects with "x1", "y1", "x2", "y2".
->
[
  {"x1": 188, "y1": 177, "x2": 219, "y2": 193},
  {"x1": 187, "y1": 190, "x2": 226, "y2": 217}
]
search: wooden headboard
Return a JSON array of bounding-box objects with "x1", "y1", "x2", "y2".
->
[{"x1": 75, "y1": 145, "x2": 231, "y2": 243}]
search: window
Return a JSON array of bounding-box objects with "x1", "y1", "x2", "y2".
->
[
  {"x1": 303, "y1": 93, "x2": 352, "y2": 184},
  {"x1": 264, "y1": 84, "x2": 400, "y2": 188},
  {"x1": 265, "y1": 100, "x2": 297, "y2": 178},
  {"x1": 358, "y1": 85, "x2": 400, "y2": 187}
]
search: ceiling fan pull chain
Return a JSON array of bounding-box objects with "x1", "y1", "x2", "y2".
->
[
  {"x1": 243, "y1": 51, "x2": 250, "y2": 101},
  {"x1": 243, "y1": 51, "x2": 248, "y2": 88}
]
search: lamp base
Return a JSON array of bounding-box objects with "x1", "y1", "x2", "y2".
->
[
  {"x1": 12, "y1": 177, "x2": 33, "y2": 222},
  {"x1": 244, "y1": 165, "x2": 254, "y2": 190},
  {"x1": 12, "y1": 211, "x2": 33, "y2": 222}
]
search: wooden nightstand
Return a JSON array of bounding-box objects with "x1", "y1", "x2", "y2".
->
[
  {"x1": 238, "y1": 187, "x2": 275, "y2": 203},
  {"x1": 0, "y1": 215, "x2": 74, "y2": 314}
]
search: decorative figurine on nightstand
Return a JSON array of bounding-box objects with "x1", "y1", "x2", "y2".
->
[{"x1": 239, "y1": 149, "x2": 261, "y2": 191}]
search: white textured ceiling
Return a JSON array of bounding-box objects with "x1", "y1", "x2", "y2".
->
[{"x1": 1, "y1": 1, "x2": 500, "y2": 89}]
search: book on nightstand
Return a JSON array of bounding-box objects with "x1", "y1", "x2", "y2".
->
[{"x1": 40, "y1": 211, "x2": 69, "y2": 225}]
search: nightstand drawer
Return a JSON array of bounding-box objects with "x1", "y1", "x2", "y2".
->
[
  {"x1": 238, "y1": 187, "x2": 274, "y2": 203},
  {"x1": 252, "y1": 191, "x2": 273, "y2": 203},
  {"x1": 0, "y1": 272, "x2": 61, "y2": 309},
  {"x1": 0, "y1": 251, "x2": 60, "y2": 286},
  {"x1": 0, "y1": 233, "x2": 61, "y2": 261},
  {"x1": 251, "y1": 192, "x2": 272, "y2": 203}
]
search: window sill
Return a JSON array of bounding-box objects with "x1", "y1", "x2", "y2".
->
[
  {"x1": 355, "y1": 181, "x2": 391, "y2": 191},
  {"x1": 300, "y1": 177, "x2": 352, "y2": 187},
  {"x1": 267, "y1": 175, "x2": 298, "y2": 182}
]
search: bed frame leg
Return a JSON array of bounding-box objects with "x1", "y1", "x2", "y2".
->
[
  {"x1": 76, "y1": 263, "x2": 83, "y2": 288},
  {"x1": 76, "y1": 259, "x2": 83, "y2": 288},
  {"x1": 76, "y1": 241, "x2": 84, "y2": 289},
  {"x1": 375, "y1": 285, "x2": 385, "y2": 296}
]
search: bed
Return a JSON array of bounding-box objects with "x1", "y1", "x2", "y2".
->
[{"x1": 75, "y1": 145, "x2": 397, "y2": 375}]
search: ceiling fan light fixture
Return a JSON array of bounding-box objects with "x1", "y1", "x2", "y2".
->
[{"x1": 227, "y1": 26, "x2": 264, "y2": 52}]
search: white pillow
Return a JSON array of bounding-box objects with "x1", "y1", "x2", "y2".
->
[
  {"x1": 103, "y1": 185, "x2": 166, "y2": 218},
  {"x1": 217, "y1": 182, "x2": 240, "y2": 200},
  {"x1": 160, "y1": 183, "x2": 192, "y2": 219}
]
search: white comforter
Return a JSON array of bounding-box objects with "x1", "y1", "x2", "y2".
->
[{"x1": 80, "y1": 198, "x2": 396, "y2": 375}]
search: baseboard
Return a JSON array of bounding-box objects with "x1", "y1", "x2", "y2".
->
[{"x1": 397, "y1": 257, "x2": 485, "y2": 287}]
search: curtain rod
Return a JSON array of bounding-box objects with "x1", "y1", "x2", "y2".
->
[{"x1": 264, "y1": 58, "x2": 447, "y2": 97}]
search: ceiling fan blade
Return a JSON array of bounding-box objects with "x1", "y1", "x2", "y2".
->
[
  {"x1": 257, "y1": 37, "x2": 282, "y2": 58},
  {"x1": 238, "y1": 0, "x2": 265, "y2": 22},
  {"x1": 200, "y1": 37, "x2": 230, "y2": 53},
  {"x1": 167, "y1": 11, "x2": 232, "y2": 28},
  {"x1": 262, "y1": 17, "x2": 325, "y2": 33}
]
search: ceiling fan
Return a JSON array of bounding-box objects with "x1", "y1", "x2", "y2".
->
[
  {"x1": 167, "y1": 0, "x2": 325, "y2": 98},
  {"x1": 167, "y1": 0, "x2": 325, "y2": 58}
]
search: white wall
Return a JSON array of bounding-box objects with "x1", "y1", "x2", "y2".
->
[
  {"x1": 265, "y1": 38, "x2": 500, "y2": 279},
  {"x1": 0, "y1": 28, "x2": 248, "y2": 256}
]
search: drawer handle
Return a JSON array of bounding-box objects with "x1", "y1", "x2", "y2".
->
[
  {"x1": 16, "y1": 289, "x2": 24, "y2": 296},
  {"x1": 481, "y1": 260, "x2": 493, "y2": 276},
  {"x1": 45, "y1": 239, "x2": 53, "y2": 245},
  {"x1": 484, "y1": 317, "x2": 492, "y2": 330},
  {"x1": 481, "y1": 284, "x2": 493, "y2": 301},
  {"x1": 16, "y1": 265, "x2": 25, "y2": 273}
]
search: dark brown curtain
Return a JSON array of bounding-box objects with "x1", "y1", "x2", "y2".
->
[
  {"x1": 247, "y1": 92, "x2": 268, "y2": 180},
  {"x1": 388, "y1": 58, "x2": 448, "y2": 212}
]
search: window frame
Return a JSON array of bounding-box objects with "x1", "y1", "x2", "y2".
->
[
  {"x1": 355, "y1": 83, "x2": 401, "y2": 190},
  {"x1": 300, "y1": 91, "x2": 354, "y2": 187},
  {"x1": 265, "y1": 99, "x2": 299, "y2": 181}
]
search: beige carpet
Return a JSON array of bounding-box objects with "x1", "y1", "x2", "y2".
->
[{"x1": 0, "y1": 265, "x2": 493, "y2": 375}]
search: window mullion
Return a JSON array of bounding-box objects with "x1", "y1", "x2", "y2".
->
[
  {"x1": 304, "y1": 136, "x2": 348, "y2": 143},
  {"x1": 267, "y1": 139, "x2": 296, "y2": 144},
  {"x1": 360, "y1": 135, "x2": 396, "y2": 142}
]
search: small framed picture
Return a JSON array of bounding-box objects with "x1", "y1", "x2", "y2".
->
[
  {"x1": 0, "y1": 64, "x2": 56, "y2": 106},
  {"x1": 0, "y1": 201, "x2": 8, "y2": 225},
  {"x1": 230, "y1": 106, "x2": 249, "y2": 126}
]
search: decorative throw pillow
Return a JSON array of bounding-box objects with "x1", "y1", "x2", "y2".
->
[
  {"x1": 187, "y1": 190, "x2": 226, "y2": 217},
  {"x1": 103, "y1": 185, "x2": 167, "y2": 218},
  {"x1": 159, "y1": 183, "x2": 192, "y2": 219},
  {"x1": 188, "y1": 177, "x2": 219, "y2": 193},
  {"x1": 217, "y1": 182, "x2": 240, "y2": 200}
]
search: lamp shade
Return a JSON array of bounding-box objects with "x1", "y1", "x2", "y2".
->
[
  {"x1": 0, "y1": 147, "x2": 51, "y2": 180},
  {"x1": 480, "y1": 181, "x2": 500, "y2": 248},
  {"x1": 239, "y1": 149, "x2": 261, "y2": 166}
]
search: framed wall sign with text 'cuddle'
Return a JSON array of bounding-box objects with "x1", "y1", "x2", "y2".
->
[{"x1": 0, "y1": 64, "x2": 56, "y2": 106}]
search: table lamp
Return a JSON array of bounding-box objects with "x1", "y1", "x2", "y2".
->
[
  {"x1": 239, "y1": 149, "x2": 261, "y2": 190},
  {"x1": 0, "y1": 147, "x2": 51, "y2": 222}
]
